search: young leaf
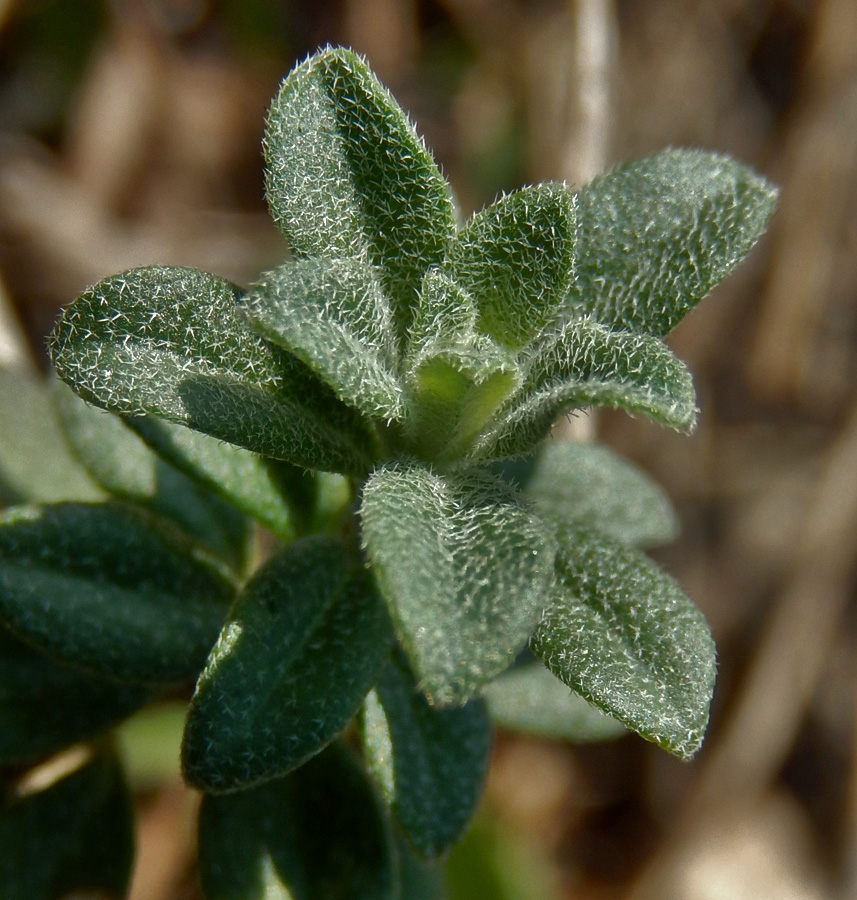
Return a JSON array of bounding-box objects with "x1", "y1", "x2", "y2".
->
[
  {"x1": 484, "y1": 660, "x2": 627, "y2": 742},
  {"x1": 247, "y1": 257, "x2": 405, "y2": 421},
  {"x1": 471, "y1": 318, "x2": 697, "y2": 461},
  {"x1": 360, "y1": 462, "x2": 556, "y2": 706},
  {"x1": 445, "y1": 183, "x2": 576, "y2": 349},
  {"x1": 198, "y1": 743, "x2": 397, "y2": 900},
  {"x1": 530, "y1": 526, "x2": 716, "y2": 758},
  {"x1": 128, "y1": 413, "x2": 306, "y2": 543},
  {"x1": 0, "y1": 748, "x2": 135, "y2": 900},
  {"x1": 0, "y1": 629, "x2": 152, "y2": 763},
  {"x1": 49, "y1": 266, "x2": 376, "y2": 475},
  {"x1": 263, "y1": 46, "x2": 455, "y2": 345},
  {"x1": 54, "y1": 381, "x2": 249, "y2": 566},
  {"x1": 0, "y1": 367, "x2": 103, "y2": 506},
  {"x1": 361, "y1": 652, "x2": 493, "y2": 859},
  {"x1": 404, "y1": 271, "x2": 521, "y2": 461},
  {"x1": 520, "y1": 441, "x2": 677, "y2": 547},
  {"x1": 567, "y1": 149, "x2": 778, "y2": 335},
  {"x1": 0, "y1": 503, "x2": 235, "y2": 685},
  {"x1": 182, "y1": 536, "x2": 393, "y2": 792}
]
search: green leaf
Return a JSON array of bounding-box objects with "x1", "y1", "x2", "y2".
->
[
  {"x1": 0, "y1": 503, "x2": 235, "y2": 684},
  {"x1": 403, "y1": 271, "x2": 521, "y2": 461},
  {"x1": 361, "y1": 652, "x2": 493, "y2": 858},
  {"x1": 128, "y1": 414, "x2": 306, "y2": 543},
  {"x1": 198, "y1": 742, "x2": 397, "y2": 900},
  {"x1": 530, "y1": 526, "x2": 716, "y2": 758},
  {"x1": 568, "y1": 149, "x2": 778, "y2": 335},
  {"x1": 0, "y1": 628, "x2": 152, "y2": 763},
  {"x1": 264, "y1": 46, "x2": 455, "y2": 346},
  {"x1": 521, "y1": 441, "x2": 677, "y2": 547},
  {"x1": 182, "y1": 536, "x2": 393, "y2": 792},
  {"x1": 471, "y1": 318, "x2": 697, "y2": 461},
  {"x1": 445, "y1": 183, "x2": 576, "y2": 349},
  {"x1": 0, "y1": 367, "x2": 103, "y2": 506},
  {"x1": 49, "y1": 266, "x2": 376, "y2": 475},
  {"x1": 0, "y1": 748, "x2": 135, "y2": 900},
  {"x1": 54, "y1": 381, "x2": 249, "y2": 566},
  {"x1": 484, "y1": 660, "x2": 627, "y2": 742},
  {"x1": 247, "y1": 257, "x2": 405, "y2": 421},
  {"x1": 360, "y1": 463, "x2": 556, "y2": 706}
]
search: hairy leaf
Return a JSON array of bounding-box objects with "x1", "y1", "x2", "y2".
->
[
  {"x1": 247, "y1": 257, "x2": 404, "y2": 420},
  {"x1": 521, "y1": 441, "x2": 677, "y2": 547},
  {"x1": 264, "y1": 46, "x2": 455, "y2": 347},
  {"x1": 0, "y1": 628, "x2": 152, "y2": 763},
  {"x1": 361, "y1": 652, "x2": 493, "y2": 858},
  {"x1": 472, "y1": 318, "x2": 697, "y2": 460},
  {"x1": 0, "y1": 749, "x2": 134, "y2": 900},
  {"x1": 568, "y1": 149, "x2": 778, "y2": 335},
  {"x1": 446, "y1": 183, "x2": 576, "y2": 349},
  {"x1": 530, "y1": 526, "x2": 716, "y2": 758},
  {"x1": 484, "y1": 660, "x2": 627, "y2": 742},
  {"x1": 0, "y1": 367, "x2": 102, "y2": 506},
  {"x1": 404, "y1": 271, "x2": 520, "y2": 461},
  {"x1": 54, "y1": 381, "x2": 248, "y2": 566},
  {"x1": 128, "y1": 414, "x2": 305, "y2": 543},
  {"x1": 49, "y1": 266, "x2": 376, "y2": 474},
  {"x1": 361, "y1": 462, "x2": 556, "y2": 705},
  {"x1": 182, "y1": 536, "x2": 393, "y2": 791},
  {"x1": 198, "y1": 743, "x2": 397, "y2": 900},
  {"x1": 0, "y1": 503, "x2": 234, "y2": 684}
]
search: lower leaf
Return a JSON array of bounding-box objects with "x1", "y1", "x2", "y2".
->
[
  {"x1": 530, "y1": 526, "x2": 716, "y2": 759},
  {"x1": 182, "y1": 536, "x2": 394, "y2": 792},
  {"x1": 361, "y1": 652, "x2": 493, "y2": 859},
  {"x1": 198, "y1": 742, "x2": 398, "y2": 900}
]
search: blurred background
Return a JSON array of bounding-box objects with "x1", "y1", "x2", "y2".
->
[{"x1": 1, "y1": 0, "x2": 856, "y2": 898}]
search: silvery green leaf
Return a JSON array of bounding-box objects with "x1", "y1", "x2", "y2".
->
[
  {"x1": 264, "y1": 46, "x2": 455, "y2": 348},
  {"x1": 521, "y1": 441, "x2": 677, "y2": 547},
  {"x1": 247, "y1": 257, "x2": 405, "y2": 421},
  {"x1": 472, "y1": 318, "x2": 697, "y2": 460},
  {"x1": 49, "y1": 266, "x2": 376, "y2": 475},
  {"x1": 360, "y1": 462, "x2": 556, "y2": 706},
  {"x1": 530, "y1": 525, "x2": 716, "y2": 759},
  {"x1": 445, "y1": 183, "x2": 576, "y2": 349},
  {"x1": 568, "y1": 149, "x2": 778, "y2": 335}
]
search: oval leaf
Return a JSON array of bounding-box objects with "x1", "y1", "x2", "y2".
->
[
  {"x1": 362, "y1": 652, "x2": 493, "y2": 858},
  {"x1": 198, "y1": 742, "x2": 397, "y2": 900},
  {"x1": 0, "y1": 503, "x2": 235, "y2": 684},
  {"x1": 521, "y1": 441, "x2": 677, "y2": 547},
  {"x1": 360, "y1": 463, "x2": 556, "y2": 706},
  {"x1": 568, "y1": 149, "x2": 778, "y2": 335},
  {"x1": 182, "y1": 536, "x2": 394, "y2": 792},
  {"x1": 247, "y1": 257, "x2": 405, "y2": 420},
  {"x1": 445, "y1": 183, "x2": 577, "y2": 349},
  {"x1": 49, "y1": 266, "x2": 375, "y2": 475},
  {"x1": 530, "y1": 526, "x2": 716, "y2": 758},
  {"x1": 472, "y1": 318, "x2": 697, "y2": 461},
  {"x1": 264, "y1": 47, "x2": 455, "y2": 346}
]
